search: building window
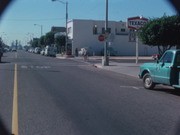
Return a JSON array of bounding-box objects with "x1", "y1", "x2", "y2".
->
[
  {"x1": 160, "y1": 52, "x2": 173, "y2": 63},
  {"x1": 107, "y1": 28, "x2": 111, "y2": 33},
  {"x1": 102, "y1": 28, "x2": 105, "y2": 34},
  {"x1": 102, "y1": 27, "x2": 111, "y2": 34},
  {"x1": 115, "y1": 28, "x2": 128, "y2": 35},
  {"x1": 93, "y1": 25, "x2": 98, "y2": 35},
  {"x1": 121, "y1": 28, "x2": 126, "y2": 32}
]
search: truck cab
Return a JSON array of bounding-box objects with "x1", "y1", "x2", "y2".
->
[{"x1": 139, "y1": 50, "x2": 180, "y2": 89}]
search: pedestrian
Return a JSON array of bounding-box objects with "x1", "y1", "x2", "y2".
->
[
  {"x1": 83, "y1": 48, "x2": 88, "y2": 61},
  {"x1": 75, "y1": 48, "x2": 78, "y2": 57}
]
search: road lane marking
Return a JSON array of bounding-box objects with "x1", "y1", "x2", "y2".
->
[
  {"x1": 132, "y1": 86, "x2": 139, "y2": 90},
  {"x1": 21, "y1": 65, "x2": 28, "y2": 69},
  {"x1": 12, "y1": 64, "x2": 19, "y2": 135},
  {"x1": 20, "y1": 65, "x2": 51, "y2": 69}
]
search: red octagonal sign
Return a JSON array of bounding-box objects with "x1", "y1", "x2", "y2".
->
[{"x1": 98, "y1": 34, "x2": 105, "y2": 42}]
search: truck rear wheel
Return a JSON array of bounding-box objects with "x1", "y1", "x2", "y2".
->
[{"x1": 143, "y1": 73, "x2": 155, "y2": 89}]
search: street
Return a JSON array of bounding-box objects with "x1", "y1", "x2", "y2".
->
[{"x1": 0, "y1": 51, "x2": 180, "y2": 135}]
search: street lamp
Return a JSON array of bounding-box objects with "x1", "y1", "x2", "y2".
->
[
  {"x1": 34, "y1": 24, "x2": 43, "y2": 37},
  {"x1": 52, "y1": 0, "x2": 68, "y2": 55},
  {"x1": 27, "y1": 33, "x2": 34, "y2": 45}
]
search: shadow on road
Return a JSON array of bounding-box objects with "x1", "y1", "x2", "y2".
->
[
  {"x1": 0, "y1": 117, "x2": 10, "y2": 135},
  {"x1": 0, "y1": 61, "x2": 10, "y2": 64},
  {"x1": 153, "y1": 86, "x2": 180, "y2": 96},
  {"x1": 175, "y1": 119, "x2": 180, "y2": 135}
]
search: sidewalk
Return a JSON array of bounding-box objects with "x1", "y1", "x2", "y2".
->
[
  {"x1": 56, "y1": 55, "x2": 149, "y2": 78},
  {"x1": 93, "y1": 61, "x2": 141, "y2": 78}
]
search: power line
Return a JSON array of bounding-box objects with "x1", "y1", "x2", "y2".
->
[{"x1": 0, "y1": 17, "x2": 65, "y2": 22}]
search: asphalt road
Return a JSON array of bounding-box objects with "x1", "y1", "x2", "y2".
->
[{"x1": 0, "y1": 51, "x2": 180, "y2": 135}]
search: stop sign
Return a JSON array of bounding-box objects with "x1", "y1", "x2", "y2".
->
[{"x1": 98, "y1": 34, "x2": 105, "y2": 42}]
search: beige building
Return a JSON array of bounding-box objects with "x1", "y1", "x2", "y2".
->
[{"x1": 67, "y1": 19, "x2": 158, "y2": 56}]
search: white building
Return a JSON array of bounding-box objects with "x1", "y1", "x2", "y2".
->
[{"x1": 67, "y1": 19, "x2": 158, "y2": 56}]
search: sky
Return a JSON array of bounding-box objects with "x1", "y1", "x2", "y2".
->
[{"x1": 0, "y1": 0, "x2": 176, "y2": 46}]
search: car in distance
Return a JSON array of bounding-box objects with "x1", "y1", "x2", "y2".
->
[
  {"x1": 11, "y1": 48, "x2": 17, "y2": 52},
  {"x1": 34, "y1": 47, "x2": 41, "y2": 54},
  {"x1": 40, "y1": 48, "x2": 45, "y2": 55},
  {"x1": 139, "y1": 49, "x2": 180, "y2": 89}
]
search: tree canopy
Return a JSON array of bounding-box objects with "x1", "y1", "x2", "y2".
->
[
  {"x1": 55, "y1": 35, "x2": 65, "y2": 53},
  {"x1": 139, "y1": 15, "x2": 180, "y2": 55},
  {"x1": 44, "y1": 32, "x2": 55, "y2": 45},
  {"x1": 39, "y1": 35, "x2": 46, "y2": 47},
  {"x1": 30, "y1": 32, "x2": 55, "y2": 48},
  {"x1": 28, "y1": 31, "x2": 67, "y2": 54},
  {"x1": 30, "y1": 38, "x2": 39, "y2": 48}
]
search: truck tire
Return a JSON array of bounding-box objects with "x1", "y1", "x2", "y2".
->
[{"x1": 143, "y1": 73, "x2": 155, "y2": 89}]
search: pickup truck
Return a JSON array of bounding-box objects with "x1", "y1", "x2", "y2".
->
[{"x1": 139, "y1": 49, "x2": 180, "y2": 89}]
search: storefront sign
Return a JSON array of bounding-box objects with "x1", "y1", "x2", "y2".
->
[{"x1": 127, "y1": 16, "x2": 148, "y2": 30}]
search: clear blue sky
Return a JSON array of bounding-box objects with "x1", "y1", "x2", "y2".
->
[{"x1": 0, "y1": 0, "x2": 176, "y2": 46}]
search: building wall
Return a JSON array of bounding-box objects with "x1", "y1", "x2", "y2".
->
[{"x1": 68, "y1": 19, "x2": 158, "y2": 56}]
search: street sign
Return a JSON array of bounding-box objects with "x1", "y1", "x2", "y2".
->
[
  {"x1": 127, "y1": 16, "x2": 148, "y2": 30},
  {"x1": 98, "y1": 34, "x2": 105, "y2": 42},
  {"x1": 129, "y1": 30, "x2": 136, "y2": 42}
]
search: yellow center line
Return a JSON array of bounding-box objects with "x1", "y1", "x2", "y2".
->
[{"x1": 12, "y1": 64, "x2": 19, "y2": 135}]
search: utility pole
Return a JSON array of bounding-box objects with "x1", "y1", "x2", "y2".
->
[
  {"x1": 52, "y1": 0, "x2": 68, "y2": 55},
  {"x1": 135, "y1": 30, "x2": 139, "y2": 64},
  {"x1": 102, "y1": 0, "x2": 109, "y2": 66}
]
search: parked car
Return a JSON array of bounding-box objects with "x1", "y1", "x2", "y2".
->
[
  {"x1": 3, "y1": 47, "x2": 10, "y2": 52},
  {"x1": 34, "y1": 47, "x2": 41, "y2": 54},
  {"x1": 139, "y1": 49, "x2": 180, "y2": 89},
  {"x1": 40, "y1": 48, "x2": 45, "y2": 55},
  {"x1": 12, "y1": 48, "x2": 17, "y2": 52},
  {"x1": 28, "y1": 48, "x2": 35, "y2": 53},
  {"x1": 44, "y1": 46, "x2": 57, "y2": 57}
]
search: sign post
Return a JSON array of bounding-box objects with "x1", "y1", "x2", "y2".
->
[{"x1": 127, "y1": 16, "x2": 148, "y2": 64}]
